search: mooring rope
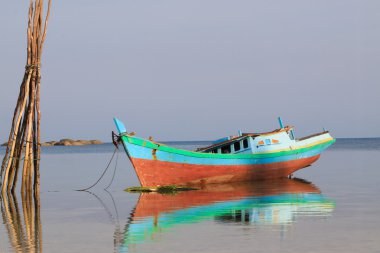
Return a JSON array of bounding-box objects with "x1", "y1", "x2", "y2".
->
[
  {"x1": 3, "y1": 138, "x2": 41, "y2": 145},
  {"x1": 8, "y1": 157, "x2": 40, "y2": 161},
  {"x1": 75, "y1": 146, "x2": 118, "y2": 191},
  {"x1": 104, "y1": 149, "x2": 119, "y2": 190}
]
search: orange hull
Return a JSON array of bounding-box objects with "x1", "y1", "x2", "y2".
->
[{"x1": 131, "y1": 154, "x2": 320, "y2": 187}]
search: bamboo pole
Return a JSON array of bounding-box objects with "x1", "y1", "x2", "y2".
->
[
  {"x1": 11, "y1": 107, "x2": 29, "y2": 193},
  {"x1": 21, "y1": 83, "x2": 36, "y2": 196},
  {"x1": 1, "y1": 0, "x2": 52, "y2": 194},
  {"x1": 1, "y1": 72, "x2": 32, "y2": 194}
]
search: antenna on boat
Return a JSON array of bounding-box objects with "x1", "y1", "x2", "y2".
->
[
  {"x1": 278, "y1": 117, "x2": 284, "y2": 128},
  {"x1": 278, "y1": 117, "x2": 295, "y2": 140}
]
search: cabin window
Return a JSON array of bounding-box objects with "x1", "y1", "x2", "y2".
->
[
  {"x1": 243, "y1": 139, "x2": 249, "y2": 149},
  {"x1": 234, "y1": 142, "x2": 241, "y2": 152},
  {"x1": 211, "y1": 149, "x2": 218, "y2": 154},
  {"x1": 221, "y1": 145, "x2": 231, "y2": 154}
]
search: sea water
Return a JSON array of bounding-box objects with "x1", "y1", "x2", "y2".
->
[{"x1": 0, "y1": 138, "x2": 379, "y2": 253}]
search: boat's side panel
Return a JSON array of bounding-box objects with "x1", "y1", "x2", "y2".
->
[
  {"x1": 253, "y1": 132, "x2": 333, "y2": 154},
  {"x1": 252, "y1": 131, "x2": 295, "y2": 153},
  {"x1": 130, "y1": 155, "x2": 321, "y2": 187},
  {"x1": 121, "y1": 137, "x2": 332, "y2": 166},
  {"x1": 121, "y1": 133, "x2": 334, "y2": 159}
]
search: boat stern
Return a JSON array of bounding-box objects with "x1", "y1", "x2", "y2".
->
[{"x1": 296, "y1": 131, "x2": 335, "y2": 151}]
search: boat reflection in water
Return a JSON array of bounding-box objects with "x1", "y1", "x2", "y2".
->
[{"x1": 120, "y1": 178, "x2": 334, "y2": 252}]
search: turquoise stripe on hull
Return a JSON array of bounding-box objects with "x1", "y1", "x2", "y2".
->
[{"x1": 121, "y1": 139, "x2": 333, "y2": 166}]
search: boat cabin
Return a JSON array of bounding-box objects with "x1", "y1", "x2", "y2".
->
[
  {"x1": 196, "y1": 126, "x2": 296, "y2": 155},
  {"x1": 197, "y1": 136, "x2": 252, "y2": 154}
]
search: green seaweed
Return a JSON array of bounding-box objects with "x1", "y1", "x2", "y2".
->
[
  {"x1": 125, "y1": 185, "x2": 198, "y2": 194},
  {"x1": 125, "y1": 186, "x2": 155, "y2": 193}
]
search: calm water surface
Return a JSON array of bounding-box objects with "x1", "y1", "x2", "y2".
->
[{"x1": 0, "y1": 138, "x2": 380, "y2": 252}]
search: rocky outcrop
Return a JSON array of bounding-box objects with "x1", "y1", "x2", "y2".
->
[
  {"x1": 2, "y1": 139, "x2": 103, "y2": 147},
  {"x1": 42, "y1": 139, "x2": 103, "y2": 146}
]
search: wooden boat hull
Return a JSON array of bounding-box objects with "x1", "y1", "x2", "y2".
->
[{"x1": 130, "y1": 155, "x2": 320, "y2": 186}]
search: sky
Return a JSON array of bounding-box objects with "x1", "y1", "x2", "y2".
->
[{"x1": 0, "y1": 0, "x2": 379, "y2": 142}]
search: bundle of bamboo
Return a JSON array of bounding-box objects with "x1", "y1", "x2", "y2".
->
[{"x1": 1, "y1": 0, "x2": 52, "y2": 195}]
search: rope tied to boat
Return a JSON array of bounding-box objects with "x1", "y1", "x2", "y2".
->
[
  {"x1": 112, "y1": 131, "x2": 121, "y2": 149},
  {"x1": 75, "y1": 146, "x2": 119, "y2": 191},
  {"x1": 8, "y1": 156, "x2": 40, "y2": 161}
]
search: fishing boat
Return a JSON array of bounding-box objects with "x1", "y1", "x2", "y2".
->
[{"x1": 113, "y1": 118, "x2": 335, "y2": 187}]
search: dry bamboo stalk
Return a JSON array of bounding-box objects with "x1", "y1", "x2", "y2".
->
[
  {"x1": 11, "y1": 110, "x2": 29, "y2": 192},
  {"x1": 9, "y1": 120, "x2": 26, "y2": 192},
  {"x1": 1, "y1": 73, "x2": 32, "y2": 194},
  {"x1": 6, "y1": 78, "x2": 33, "y2": 191},
  {"x1": 34, "y1": 2, "x2": 47, "y2": 189},
  {"x1": 1, "y1": 0, "x2": 52, "y2": 194},
  {"x1": 0, "y1": 73, "x2": 28, "y2": 179},
  {"x1": 21, "y1": 98, "x2": 36, "y2": 196},
  {"x1": 23, "y1": 74, "x2": 37, "y2": 195},
  {"x1": 34, "y1": 78, "x2": 41, "y2": 195},
  {"x1": 0, "y1": 80, "x2": 26, "y2": 178},
  {"x1": 40, "y1": 0, "x2": 52, "y2": 49},
  {"x1": 7, "y1": 97, "x2": 31, "y2": 193}
]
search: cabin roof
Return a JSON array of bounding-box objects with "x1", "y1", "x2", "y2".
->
[
  {"x1": 195, "y1": 135, "x2": 247, "y2": 152},
  {"x1": 196, "y1": 126, "x2": 293, "y2": 152}
]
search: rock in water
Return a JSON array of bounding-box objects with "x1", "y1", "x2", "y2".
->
[{"x1": 41, "y1": 139, "x2": 103, "y2": 146}]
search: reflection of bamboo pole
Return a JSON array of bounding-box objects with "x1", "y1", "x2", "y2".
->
[
  {"x1": 1, "y1": 193, "x2": 22, "y2": 251},
  {"x1": 34, "y1": 193, "x2": 42, "y2": 252},
  {"x1": 22, "y1": 191, "x2": 33, "y2": 252},
  {"x1": 10, "y1": 193, "x2": 27, "y2": 250},
  {"x1": 1, "y1": 191, "x2": 42, "y2": 252}
]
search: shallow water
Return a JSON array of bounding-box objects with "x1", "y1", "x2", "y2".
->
[{"x1": 0, "y1": 139, "x2": 380, "y2": 253}]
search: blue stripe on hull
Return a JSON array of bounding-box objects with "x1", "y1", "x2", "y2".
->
[{"x1": 122, "y1": 141, "x2": 330, "y2": 166}]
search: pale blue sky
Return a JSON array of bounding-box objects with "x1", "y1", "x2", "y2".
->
[{"x1": 0, "y1": 0, "x2": 379, "y2": 141}]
